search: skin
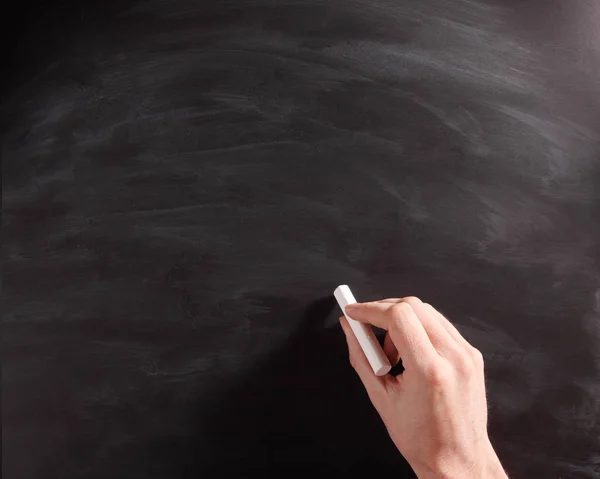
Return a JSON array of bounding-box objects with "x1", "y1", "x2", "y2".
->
[{"x1": 339, "y1": 296, "x2": 508, "y2": 479}]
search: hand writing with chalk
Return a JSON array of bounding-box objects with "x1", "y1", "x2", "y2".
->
[{"x1": 338, "y1": 293, "x2": 508, "y2": 479}]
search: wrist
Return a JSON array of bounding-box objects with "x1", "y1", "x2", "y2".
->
[{"x1": 413, "y1": 443, "x2": 507, "y2": 479}]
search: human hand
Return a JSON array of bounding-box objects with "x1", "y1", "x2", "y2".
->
[{"x1": 340, "y1": 297, "x2": 507, "y2": 479}]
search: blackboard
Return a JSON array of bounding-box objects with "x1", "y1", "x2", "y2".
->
[{"x1": 3, "y1": 0, "x2": 600, "y2": 477}]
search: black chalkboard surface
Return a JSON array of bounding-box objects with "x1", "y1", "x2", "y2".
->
[{"x1": 3, "y1": 1, "x2": 600, "y2": 477}]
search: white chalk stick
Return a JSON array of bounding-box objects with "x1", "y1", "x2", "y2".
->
[{"x1": 334, "y1": 285, "x2": 392, "y2": 376}]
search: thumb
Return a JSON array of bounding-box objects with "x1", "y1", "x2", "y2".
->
[{"x1": 339, "y1": 316, "x2": 391, "y2": 399}]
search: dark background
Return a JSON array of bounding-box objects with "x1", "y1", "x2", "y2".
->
[{"x1": 3, "y1": 0, "x2": 600, "y2": 477}]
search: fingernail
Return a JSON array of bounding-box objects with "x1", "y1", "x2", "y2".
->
[{"x1": 345, "y1": 303, "x2": 359, "y2": 312}]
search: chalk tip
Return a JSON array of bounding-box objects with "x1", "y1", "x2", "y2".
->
[{"x1": 374, "y1": 364, "x2": 392, "y2": 376}]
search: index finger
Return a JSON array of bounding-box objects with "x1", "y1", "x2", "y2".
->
[{"x1": 345, "y1": 301, "x2": 438, "y2": 371}]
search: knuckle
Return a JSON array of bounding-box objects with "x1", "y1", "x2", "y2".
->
[
  {"x1": 470, "y1": 347, "x2": 485, "y2": 366},
  {"x1": 349, "y1": 356, "x2": 356, "y2": 370},
  {"x1": 389, "y1": 301, "x2": 413, "y2": 319},
  {"x1": 453, "y1": 351, "x2": 475, "y2": 376},
  {"x1": 402, "y1": 296, "x2": 422, "y2": 307},
  {"x1": 348, "y1": 354, "x2": 357, "y2": 369},
  {"x1": 425, "y1": 363, "x2": 451, "y2": 387}
]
